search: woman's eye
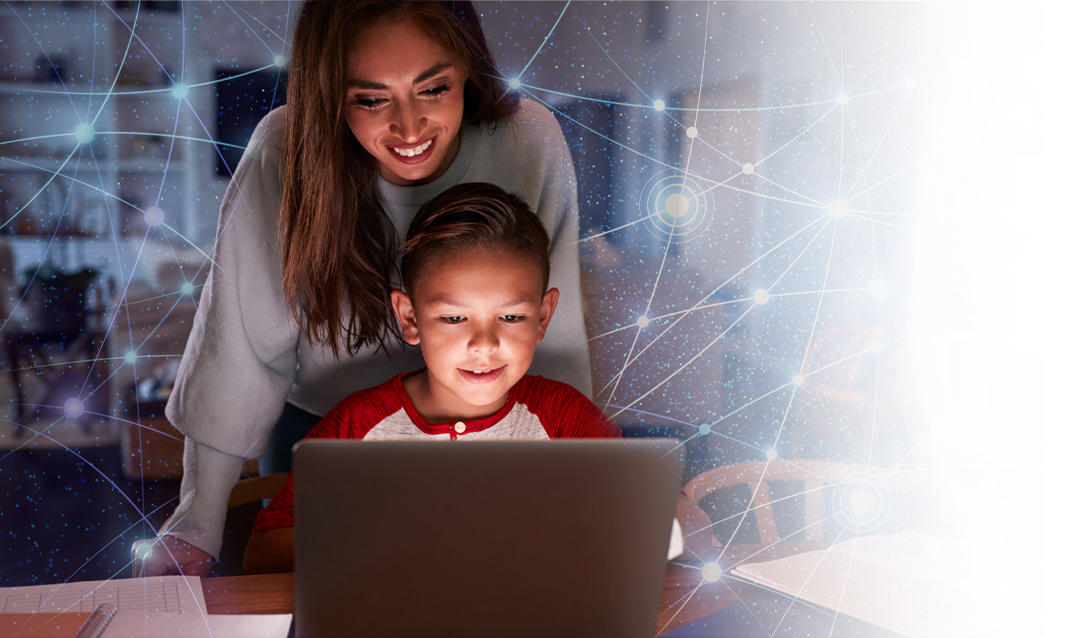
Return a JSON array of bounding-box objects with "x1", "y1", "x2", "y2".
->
[
  {"x1": 440, "y1": 316, "x2": 464, "y2": 324},
  {"x1": 422, "y1": 84, "x2": 450, "y2": 98},
  {"x1": 352, "y1": 96, "x2": 387, "y2": 110}
]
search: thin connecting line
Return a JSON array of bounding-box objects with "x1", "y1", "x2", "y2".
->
[{"x1": 595, "y1": 214, "x2": 828, "y2": 400}]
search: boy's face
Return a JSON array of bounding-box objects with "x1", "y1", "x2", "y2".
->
[{"x1": 391, "y1": 248, "x2": 559, "y2": 422}]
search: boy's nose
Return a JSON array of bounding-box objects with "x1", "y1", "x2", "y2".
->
[{"x1": 469, "y1": 327, "x2": 499, "y2": 353}]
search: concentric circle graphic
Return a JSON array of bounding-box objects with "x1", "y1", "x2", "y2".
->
[
  {"x1": 826, "y1": 469, "x2": 894, "y2": 538},
  {"x1": 638, "y1": 170, "x2": 714, "y2": 243}
]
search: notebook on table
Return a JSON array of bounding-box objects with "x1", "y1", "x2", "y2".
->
[{"x1": 292, "y1": 439, "x2": 684, "y2": 638}]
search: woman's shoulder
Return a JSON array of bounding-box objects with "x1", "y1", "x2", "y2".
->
[
  {"x1": 249, "y1": 105, "x2": 290, "y2": 153},
  {"x1": 488, "y1": 98, "x2": 566, "y2": 151}
]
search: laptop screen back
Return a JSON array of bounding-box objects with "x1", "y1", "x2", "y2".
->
[{"x1": 293, "y1": 439, "x2": 683, "y2": 638}]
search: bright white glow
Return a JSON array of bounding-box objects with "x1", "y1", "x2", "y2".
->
[
  {"x1": 74, "y1": 123, "x2": 95, "y2": 144},
  {"x1": 508, "y1": 77, "x2": 521, "y2": 90},
  {"x1": 64, "y1": 398, "x2": 84, "y2": 419},
  {"x1": 686, "y1": 126, "x2": 698, "y2": 138},
  {"x1": 838, "y1": 92, "x2": 849, "y2": 104},
  {"x1": 753, "y1": 289, "x2": 769, "y2": 305},
  {"x1": 274, "y1": 55, "x2": 287, "y2": 68},
  {"x1": 848, "y1": 488, "x2": 875, "y2": 517},
  {"x1": 873, "y1": 341, "x2": 886, "y2": 354},
  {"x1": 124, "y1": 351, "x2": 138, "y2": 364},
  {"x1": 701, "y1": 562, "x2": 722, "y2": 582},
  {"x1": 742, "y1": 162, "x2": 754, "y2": 175},
  {"x1": 827, "y1": 199, "x2": 847, "y2": 219},
  {"x1": 698, "y1": 423, "x2": 711, "y2": 435},
  {"x1": 171, "y1": 82, "x2": 188, "y2": 99},
  {"x1": 766, "y1": 448, "x2": 778, "y2": 461},
  {"x1": 792, "y1": 374, "x2": 804, "y2": 387},
  {"x1": 144, "y1": 206, "x2": 165, "y2": 228},
  {"x1": 653, "y1": 99, "x2": 665, "y2": 111},
  {"x1": 868, "y1": 278, "x2": 889, "y2": 299},
  {"x1": 135, "y1": 544, "x2": 153, "y2": 560},
  {"x1": 906, "y1": 76, "x2": 917, "y2": 88},
  {"x1": 181, "y1": 282, "x2": 195, "y2": 295},
  {"x1": 664, "y1": 193, "x2": 690, "y2": 218},
  {"x1": 637, "y1": 316, "x2": 650, "y2": 328}
]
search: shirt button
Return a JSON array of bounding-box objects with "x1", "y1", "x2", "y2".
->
[{"x1": 453, "y1": 422, "x2": 466, "y2": 434}]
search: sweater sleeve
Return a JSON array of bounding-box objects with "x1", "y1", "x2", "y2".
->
[
  {"x1": 517, "y1": 102, "x2": 594, "y2": 400},
  {"x1": 161, "y1": 107, "x2": 299, "y2": 556}
]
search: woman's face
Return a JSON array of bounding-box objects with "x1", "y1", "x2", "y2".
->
[{"x1": 344, "y1": 17, "x2": 468, "y2": 186}]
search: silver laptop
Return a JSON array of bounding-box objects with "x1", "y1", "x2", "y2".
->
[{"x1": 293, "y1": 439, "x2": 684, "y2": 638}]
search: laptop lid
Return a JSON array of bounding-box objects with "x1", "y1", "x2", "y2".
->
[{"x1": 293, "y1": 439, "x2": 683, "y2": 638}]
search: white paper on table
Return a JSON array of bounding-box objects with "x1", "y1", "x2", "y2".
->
[
  {"x1": 0, "y1": 575, "x2": 207, "y2": 616},
  {"x1": 730, "y1": 532, "x2": 991, "y2": 638},
  {"x1": 100, "y1": 612, "x2": 292, "y2": 638}
]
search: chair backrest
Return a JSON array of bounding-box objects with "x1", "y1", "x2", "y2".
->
[
  {"x1": 684, "y1": 460, "x2": 903, "y2": 546},
  {"x1": 228, "y1": 472, "x2": 288, "y2": 509}
]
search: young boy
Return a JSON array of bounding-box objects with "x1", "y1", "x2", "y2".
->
[{"x1": 243, "y1": 182, "x2": 621, "y2": 574}]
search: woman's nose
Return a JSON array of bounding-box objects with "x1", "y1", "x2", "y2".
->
[{"x1": 391, "y1": 98, "x2": 425, "y2": 142}]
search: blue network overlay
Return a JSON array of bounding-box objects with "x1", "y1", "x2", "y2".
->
[{"x1": 0, "y1": 2, "x2": 1056, "y2": 636}]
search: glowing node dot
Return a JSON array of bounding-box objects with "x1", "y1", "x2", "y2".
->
[
  {"x1": 868, "y1": 278, "x2": 889, "y2": 299},
  {"x1": 143, "y1": 206, "x2": 165, "y2": 228},
  {"x1": 873, "y1": 341, "x2": 886, "y2": 354},
  {"x1": 837, "y1": 92, "x2": 849, "y2": 104},
  {"x1": 766, "y1": 448, "x2": 778, "y2": 461},
  {"x1": 849, "y1": 488, "x2": 875, "y2": 517},
  {"x1": 274, "y1": 55, "x2": 288, "y2": 68},
  {"x1": 698, "y1": 423, "x2": 711, "y2": 435},
  {"x1": 753, "y1": 289, "x2": 769, "y2": 305},
  {"x1": 171, "y1": 82, "x2": 188, "y2": 99},
  {"x1": 135, "y1": 544, "x2": 153, "y2": 560},
  {"x1": 686, "y1": 126, "x2": 698, "y2": 139},
  {"x1": 124, "y1": 351, "x2": 138, "y2": 364},
  {"x1": 74, "y1": 123, "x2": 95, "y2": 144},
  {"x1": 664, "y1": 193, "x2": 690, "y2": 218},
  {"x1": 701, "y1": 562, "x2": 722, "y2": 583},
  {"x1": 64, "y1": 398, "x2": 85, "y2": 419},
  {"x1": 181, "y1": 282, "x2": 195, "y2": 296},
  {"x1": 508, "y1": 77, "x2": 521, "y2": 90},
  {"x1": 906, "y1": 77, "x2": 917, "y2": 88},
  {"x1": 792, "y1": 374, "x2": 804, "y2": 387},
  {"x1": 742, "y1": 162, "x2": 754, "y2": 175},
  {"x1": 827, "y1": 199, "x2": 847, "y2": 219},
  {"x1": 653, "y1": 99, "x2": 665, "y2": 111},
  {"x1": 637, "y1": 316, "x2": 650, "y2": 329}
]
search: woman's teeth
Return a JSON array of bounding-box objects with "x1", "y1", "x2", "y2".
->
[{"x1": 392, "y1": 140, "x2": 432, "y2": 157}]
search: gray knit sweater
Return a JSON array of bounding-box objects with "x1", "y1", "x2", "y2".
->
[{"x1": 162, "y1": 99, "x2": 591, "y2": 557}]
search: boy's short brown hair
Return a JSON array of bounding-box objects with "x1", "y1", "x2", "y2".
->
[{"x1": 399, "y1": 182, "x2": 551, "y2": 294}]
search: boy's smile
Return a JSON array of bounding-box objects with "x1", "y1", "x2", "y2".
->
[{"x1": 391, "y1": 248, "x2": 559, "y2": 424}]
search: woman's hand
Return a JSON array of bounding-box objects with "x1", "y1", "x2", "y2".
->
[{"x1": 131, "y1": 536, "x2": 214, "y2": 577}]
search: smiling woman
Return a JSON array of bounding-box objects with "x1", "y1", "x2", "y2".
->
[{"x1": 131, "y1": 0, "x2": 594, "y2": 578}]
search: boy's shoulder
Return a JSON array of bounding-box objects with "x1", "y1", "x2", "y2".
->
[{"x1": 322, "y1": 374, "x2": 409, "y2": 429}]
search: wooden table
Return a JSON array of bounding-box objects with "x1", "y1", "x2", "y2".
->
[{"x1": 202, "y1": 541, "x2": 828, "y2": 635}]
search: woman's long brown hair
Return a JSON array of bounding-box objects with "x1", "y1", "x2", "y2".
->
[{"x1": 280, "y1": 0, "x2": 517, "y2": 357}]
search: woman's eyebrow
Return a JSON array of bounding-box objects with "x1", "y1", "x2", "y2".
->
[{"x1": 347, "y1": 62, "x2": 455, "y2": 90}]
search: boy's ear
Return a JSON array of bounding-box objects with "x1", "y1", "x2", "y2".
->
[
  {"x1": 536, "y1": 287, "x2": 560, "y2": 344},
  {"x1": 391, "y1": 289, "x2": 421, "y2": 345}
]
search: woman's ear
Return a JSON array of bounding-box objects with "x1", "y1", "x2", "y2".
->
[
  {"x1": 391, "y1": 289, "x2": 421, "y2": 345},
  {"x1": 535, "y1": 287, "x2": 560, "y2": 343}
]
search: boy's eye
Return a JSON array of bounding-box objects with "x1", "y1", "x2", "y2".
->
[
  {"x1": 501, "y1": 315, "x2": 526, "y2": 323},
  {"x1": 440, "y1": 316, "x2": 465, "y2": 324}
]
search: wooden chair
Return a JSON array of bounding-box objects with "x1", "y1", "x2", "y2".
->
[
  {"x1": 682, "y1": 460, "x2": 913, "y2": 549},
  {"x1": 227, "y1": 472, "x2": 288, "y2": 509}
]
